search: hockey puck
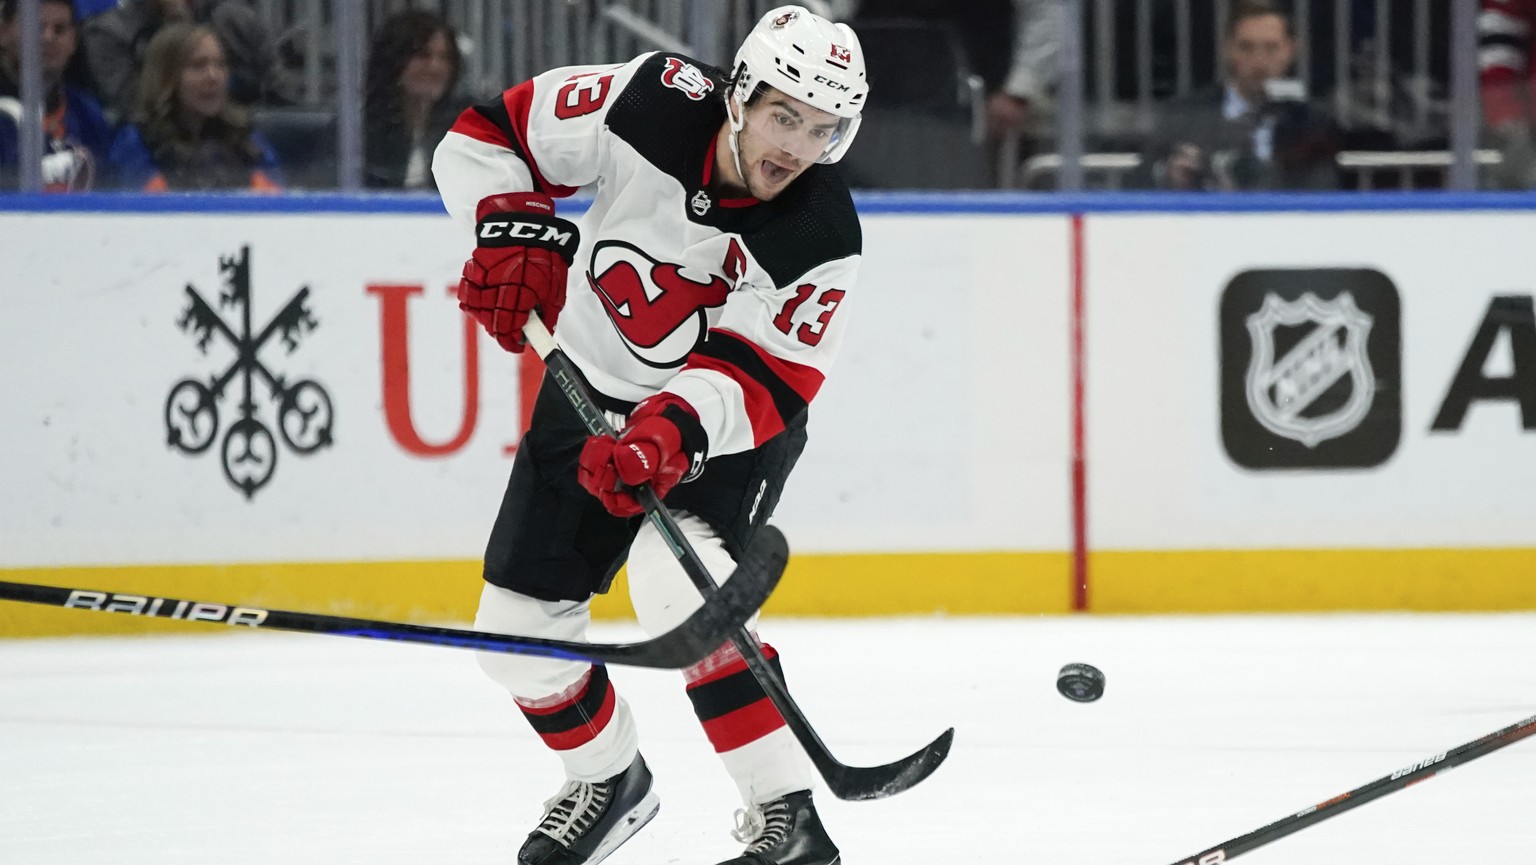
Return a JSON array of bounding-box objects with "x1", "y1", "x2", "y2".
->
[{"x1": 1056, "y1": 662, "x2": 1105, "y2": 702}]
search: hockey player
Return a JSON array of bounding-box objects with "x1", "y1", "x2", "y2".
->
[{"x1": 431, "y1": 6, "x2": 865, "y2": 864}]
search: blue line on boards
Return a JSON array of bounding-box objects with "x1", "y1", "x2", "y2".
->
[{"x1": 5, "y1": 190, "x2": 1536, "y2": 216}]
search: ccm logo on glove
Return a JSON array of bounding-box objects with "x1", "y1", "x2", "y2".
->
[
  {"x1": 623, "y1": 443, "x2": 653, "y2": 472},
  {"x1": 477, "y1": 220, "x2": 576, "y2": 245},
  {"x1": 458, "y1": 191, "x2": 580, "y2": 353},
  {"x1": 578, "y1": 395, "x2": 708, "y2": 517}
]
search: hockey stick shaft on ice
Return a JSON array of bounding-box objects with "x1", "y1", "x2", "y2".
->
[
  {"x1": 1165, "y1": 712, "x2": 1536, "y2": 865},
  {"x1": 0, "y1": 532, "x2": 783, "y2": 669},
  {"x1": 524, "y1": 313, "x2": 953, "y2": 801}
]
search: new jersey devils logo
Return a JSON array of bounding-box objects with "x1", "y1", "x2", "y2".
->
[
  {"x1": 587, "y1": 240, "x2": 730, "y2": 368},
  {"x1": 660, "y1": 57, "x2": 714, "y2": 101}
]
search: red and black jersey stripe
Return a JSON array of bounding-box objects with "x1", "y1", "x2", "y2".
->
[
  {"x1": 516, "y1": 664, "x2": 617, "y2": 751},
  {"x1": 686, "y1": 329, "x2": 825, "y2": 447},
  {"x1": 685, "y1": 644, "x2": 787, "y2": 753},
  {"x1": 450, "y1": 81, "x2": 578, "y2": 198}
]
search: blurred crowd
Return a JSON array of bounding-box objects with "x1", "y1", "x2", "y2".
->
[
  {"x1": 841, "y1": 0, "x2": 1480, "y2": 191},
  {"x1": 3, "y1": 0, "x2": 1536, "y2": 193},
  {"x1": 1128, "y1": 0, "x2": 1342, "y2": 191},
  {"x1": 0, "y1": 0, "x2": 464, "y2": 191}
]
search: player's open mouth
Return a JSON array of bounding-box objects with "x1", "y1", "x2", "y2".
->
[{"x1": 761, "y1": 160, "x2": 792, "y2": 185}]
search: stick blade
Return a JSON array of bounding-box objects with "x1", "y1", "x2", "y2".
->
[
  {"x1": 637, "y1": 524, "x2": 788, "y2": 667},
  {"x1": 822, "y1": 726, "x2": 955, "y2": 801}
]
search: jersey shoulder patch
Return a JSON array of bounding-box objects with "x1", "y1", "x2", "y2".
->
[
  {"x1": 607, "y1": 53, "x2": 727, "y2": 179},
  {"x1": 742, "y1": 167, "x2": 862, "y2": 288}
]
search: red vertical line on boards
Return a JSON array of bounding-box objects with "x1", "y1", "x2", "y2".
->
[
  {"x1": 504, "y1": 349, "x2": 547, "y2": 456},
  {"x1": 1070, "y1": 213, "x2": 1089, "y2": 612}
]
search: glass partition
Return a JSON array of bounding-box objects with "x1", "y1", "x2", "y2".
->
[
  {"x1": 0, "y1": 0, "x2": 1501, "y2": 195},
  {"x1": 1008, "y1": 0, "x2": 1467, "y2": 192}
]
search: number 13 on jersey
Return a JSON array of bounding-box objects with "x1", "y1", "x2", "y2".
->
[
  {"x1": 555, "y1": 70, "x2": 617, "y2": 119},
  {"x1": 773, "y1": 284, "x2": 845, "y2": 347}
]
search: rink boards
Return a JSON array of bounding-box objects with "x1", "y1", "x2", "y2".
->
[{"x1": 2, "y1": 193, "x2": 1535, "y2": 634}]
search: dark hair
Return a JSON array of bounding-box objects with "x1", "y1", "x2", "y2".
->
[
  {"x1": 364, "y1": 10, "x2": 462, "y2": 119},
  {"x1": 1227, "y1": 0, "x2": 1294, "y2": 39},
  {"x1": 1, "y1": 0, "x2": 75, "y2": 23},
  {"x1": 135, "y1": 23, "x2": 263, "y2": 173}
]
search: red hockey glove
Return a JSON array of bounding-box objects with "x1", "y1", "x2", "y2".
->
[
  {"x1": 578, "y1": 396, "x2": 709, "y2": 517},
  {"x1": 457, "y1": 192, "x2": 580, "y2": 353}
]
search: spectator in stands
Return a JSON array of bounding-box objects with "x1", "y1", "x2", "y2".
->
[
  {"x1": 849, "y1": 0, "x2": 1058, "y2": 143},
  {"x1": 1134, "y1": 0, "x2": 1340, "y2": 191},
  {"x1": 1481, "y1": 0, "x2": 1536, "y2": 188},
  {"x1": 0, "y1": 0, "x2": 112, "y2": 191},
  {"x1": 107, "y1": 22, "x2": 281, "y2": 191},
  {"x1": 364, "y1": 10, "x2": 462, "y2": 190},
  {"x1": 852, "y1": 0, "x2": 1059, "y2": 180},
  {"x1": 82, "y1": 0, "x2": 290, "y2": 123}
]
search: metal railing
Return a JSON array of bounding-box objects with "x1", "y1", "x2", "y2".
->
[
  {"x1": 1338, "y1": 149, "x2": 1504, "y2": 190},
  {"x1": 0, "y1": 0, "x2": 1501, "y2": 193},
  {"x1": 245, "y1": 0, "x2": 784, "y2": 103},
  {"x1": 1017, "y1": 149, "x2": 1505, "y2": 191},
  {"x1": 1087, "y1": 0, "x2": 1449, "y2": 144},
  {"x1": 1017, "y1": 152, "x2": 1143, "y2": 190},
  {"x1": 238, "y1": 0, "x2": 1450, "y2": 140}
]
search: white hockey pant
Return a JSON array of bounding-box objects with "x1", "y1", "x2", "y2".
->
[{"x1": 474, "y1": 512, "x2": 813, "y2": 802}]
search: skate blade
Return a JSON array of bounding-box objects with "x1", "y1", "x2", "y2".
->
[{"x1": 585, "y1": 790, "x2": 660, "y2": 865}]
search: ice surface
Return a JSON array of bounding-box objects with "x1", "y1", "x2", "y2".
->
[{"x1": 2, "y1": 613, "x2": 1534, "y2": 864}]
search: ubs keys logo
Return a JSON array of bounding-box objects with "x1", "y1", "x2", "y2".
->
[
  {"x1": 1219, "y1": 269, "x2": 1401, "y2": 469},
  {"x1": 166, "y1": 246, "x2": 335, "y2": 498}
]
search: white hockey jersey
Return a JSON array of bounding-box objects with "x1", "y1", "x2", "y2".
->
[{"x1": 433, "y1": 51, "x2": 863, "y2": 458}]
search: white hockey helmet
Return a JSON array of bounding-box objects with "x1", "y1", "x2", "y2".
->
[{"x1": 729, "y1": 5, "x2": 867, "y2": 164}]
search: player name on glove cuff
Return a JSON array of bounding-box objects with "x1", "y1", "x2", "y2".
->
[{"x1": 475, "y1": 192, "x2": 581, "y2": 262}]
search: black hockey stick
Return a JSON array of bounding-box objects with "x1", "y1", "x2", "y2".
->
[
  {"x1": 1165, "y1": 712, "x2": 1536, "y2": 865},
  {"x1": 524, "y1": 314, "x2": 953, "y2": 801},
  {"x1": 0, "y1": 526, "x2": 784, "y2": 669}
]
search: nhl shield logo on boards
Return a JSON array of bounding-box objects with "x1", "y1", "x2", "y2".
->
[
  {"x1": 1219, "y1": 269, "x2": 1401, "y2": 470},
  {"x1": 1244, "y1": 292, "x2": 1374, "y2": 448}
]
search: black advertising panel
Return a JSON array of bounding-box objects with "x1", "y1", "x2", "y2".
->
[{"x1": 1220, "y1": 268, "x2": 1402, "y2": 470}]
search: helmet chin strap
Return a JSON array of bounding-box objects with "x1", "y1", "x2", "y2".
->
[{"x1": 726, "y1": 91, "x2": 749, "y2": 193}]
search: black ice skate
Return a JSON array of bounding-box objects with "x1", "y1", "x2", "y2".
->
[
  {"x1": 517, "y1": 753, "x2": 659, "y2": 865},
  {"x1": 715, "y1": 790, "x2": 840, "y2": 865}
]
